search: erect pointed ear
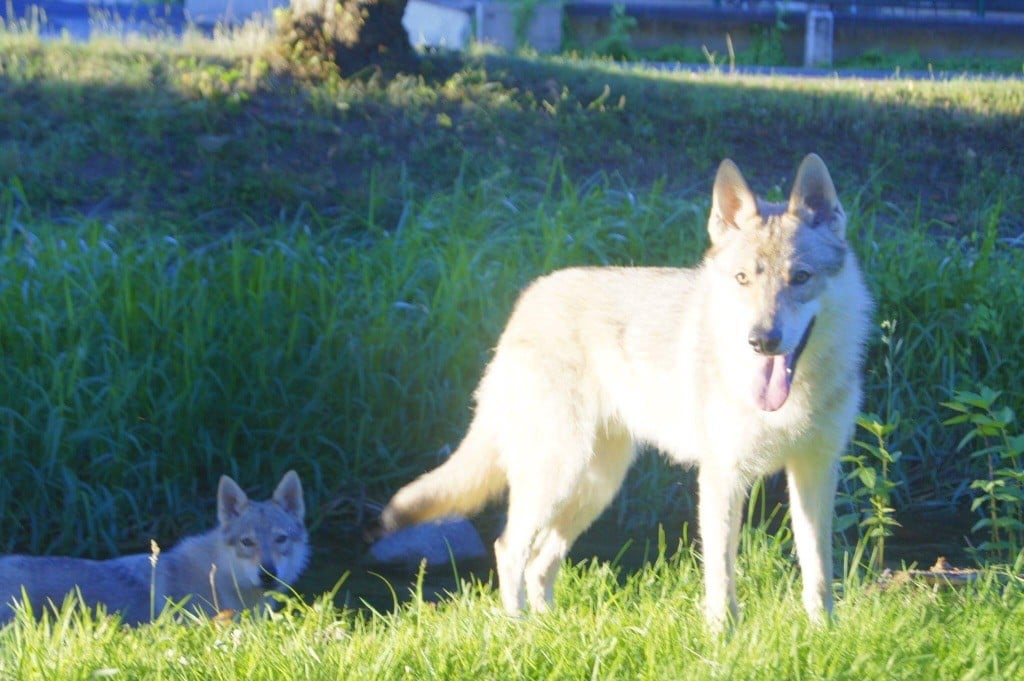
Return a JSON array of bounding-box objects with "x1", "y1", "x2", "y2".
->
[
  {"x1": 788, "y1": 153, "x2": 845, "y2": 237},
  {"x1": 217, "y1": 475, "x2": 250, "y2": 525},
  {"x1": 709, "y1": 159, "x2": 760, "y2": 245},
  {"x1": 273, "y1": 470, "x2": 305, "y2": 521}
]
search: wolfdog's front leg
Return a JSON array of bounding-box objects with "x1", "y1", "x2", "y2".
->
[
  {"x1": 697, "y1": 467, "x2": 744, "y2": 631},
  {"x1": 786, "y1": 453, "x2": 838, "y2": 622}
]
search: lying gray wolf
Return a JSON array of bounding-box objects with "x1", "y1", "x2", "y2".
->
[
  {"x1": 0, "y1": 470, "x2": 308, "y2": 624},
  {"x1": 380, "y1": 154, "x2": 873, "y2": 630}
]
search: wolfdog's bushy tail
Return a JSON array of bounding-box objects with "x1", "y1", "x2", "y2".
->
[{"x1": 380, "y1": 424, "x2": 505, "y2": 531}]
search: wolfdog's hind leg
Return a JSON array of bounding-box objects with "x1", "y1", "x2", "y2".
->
[
  {"x1": 523, "y1": 429, "x2": 634, "y2": 612},
  {"x1": 495, "y1": 447, "x2": 590, "y2": 615},
  {"x1": 495, "y1": 490, "x2": 560, "y2": 616},
  {"x1": 523, "y1": 528, "x2": 565, "y2": 612}
]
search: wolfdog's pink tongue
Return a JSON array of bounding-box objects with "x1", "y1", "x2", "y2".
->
[{"x1": 753, "y1": 354, "x2": 792, "y2": 412}]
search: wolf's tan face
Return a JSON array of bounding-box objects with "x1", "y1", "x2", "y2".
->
[
  {"x1": 217, "y1": 471, "x2": 309, "y2": 589},
  {"x1": 705, "y1": 154, "x2": 850, "y2": 411}
]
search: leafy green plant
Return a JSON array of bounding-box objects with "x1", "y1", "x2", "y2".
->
[
  {"x1": 512, "y1": 0, "x2": 544, "y2": 49},
  {"x1": 840, "y1": 413, "x2": 903, "y2": 573},
  {"x1": 839, "y1": 319, "x2": 904, "y2": 572},
  {"x1": 738, "y1": 7, "x2": 788, "y2": 66},
  {"x1": 588, "y1": 3, "x2": 637, "y2": 61},
  {"x1": 943, "y1": 387, "x2": 1024, "y2": 562}
]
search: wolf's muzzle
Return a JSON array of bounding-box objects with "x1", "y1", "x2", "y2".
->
[{"x1": 748, "y1": 328, "x2": 783, "y2": 355}]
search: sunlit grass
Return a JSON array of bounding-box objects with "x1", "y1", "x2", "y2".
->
[{"x1": 2, "y1": 526, "x2": 1022, "y2": 679}]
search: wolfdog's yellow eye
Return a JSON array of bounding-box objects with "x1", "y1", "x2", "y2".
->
[
  {"x1": 791, "y1": 270, "x2": 812, "y2": 285},
  {"x1": 735, "y1": 272, "x2": 749, "y2": 286},
  {"x1": 241, "y1": 537, "x2": 256, "y2": 548}
]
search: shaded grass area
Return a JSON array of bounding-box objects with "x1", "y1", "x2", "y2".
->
[
  {"x1": 1, "y1": 36, "x2": 1023, "y2": 237},
  {"x1": 0, "y1": 171, "x2": 706, "y2": 555}
]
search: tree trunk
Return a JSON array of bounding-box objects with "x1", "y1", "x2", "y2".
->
[{"x1": 285, "y1": 0, "x2": 417, "y2": 76}]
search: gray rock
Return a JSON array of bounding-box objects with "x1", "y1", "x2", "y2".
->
[{"x1": 369, "y1": 516, "x2": 487, "y2": 567}]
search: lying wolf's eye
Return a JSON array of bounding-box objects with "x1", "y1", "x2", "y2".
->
[
  {"x1": 240, "y1": 537, "x2": 256, "y2": 548},
  {"x1": 275, "y1": 534, "x2": 288, "y2": 545},
  {"x1": 735, "y1": 272, "x2": 750, "y2": 286},
  {"x1": 791, "y1": 270, "x2": 812, "y2": 285}
]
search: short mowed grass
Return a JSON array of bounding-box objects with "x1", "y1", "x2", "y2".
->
[{"x1": 1, "y1": 22, "x2": 1024, "y2": 678}]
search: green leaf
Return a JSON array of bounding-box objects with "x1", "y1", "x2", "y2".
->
[
  {"x1": 941, "y1": 401, "x2": 971, "y2": 415},
  {"x1": 991, "y1": 488, "x2": 1024, "y2": 502},
  {"x1": 970, "y1": 479, "x2": 1001, "y2": 493},
  {"x1": 960, "y1": 388, "x2": 1001, "y2": 409},
  {"x1": 956, "y1": 430, "x2": 979, "y2": 452},
  {"x1": 972, "y1": 518, "x2": 993, "y2": 533},
  {"x1": 990, "y1": 517, "x2": 1024, "y2": 530},
  {"x1": 834, "y1": 514, "x2": 860, "y2": 533},
  {"x1": 993, "y1": 406, "x2": 1016, "y2": 426},
  {"x1": 857, "y1": 467, "x2": 877, "y2": 490},
  {"x1": 950, "y1": 390, "x2": 988, "y2": 409},
  {"x1": 995, "y1": 468, "x2": 1024, "y2": 482},
  {"x1": 853, "y1": 439, "x2": 882, "y2": 457},
  {"x1": 979, "y1": 386, "x2": 1003, "y2": 404}
]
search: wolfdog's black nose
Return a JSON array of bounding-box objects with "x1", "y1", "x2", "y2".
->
[
  {"x1": 260, "y1": 564, "x2": 278, "y2": 588},
  {"x1": 749, "y1": 330, "x2": 782, "y2": 354}
]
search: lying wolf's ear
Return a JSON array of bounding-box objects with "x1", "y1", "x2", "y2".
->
[
  {"x1": 709, "y1": 159, "x2": 760, "y2": 244},
  {"x1": 218, "y1": 475, "x2": 251, "y2": 524},
  {"x1": 273, "y1": 470, "x2": 305, "y2": 521},
  {"x1": 788, "y1": 154, "x2": 845, "y2": 237}
]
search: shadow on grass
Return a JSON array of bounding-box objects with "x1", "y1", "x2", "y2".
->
[
  {"x1": 301, "y1": 489, "x2": 976, "y2": 615},
  {"x1": 1, "y1": 46, "x2": 1022, "y2": 236}
]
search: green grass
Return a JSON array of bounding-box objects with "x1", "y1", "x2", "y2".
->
[
  {"x1": 2, "y1": 149, "x2": 1021, "y2": 553},
  {"x1": 0, "y1": 169, "x2": 705, "y2": 552},
  {"x1": 835, "y1": 49, "x2": 1024, "y2": 77},
  {"x1": 1, "y1": 21, "x2": 1024, "y2": 676},
  {"x1": 2, "y1": 32, "x2": 1023, "y2": 236},
  {"x1": 2, "y1": 526, "x2": 1023, "y2": 679}
]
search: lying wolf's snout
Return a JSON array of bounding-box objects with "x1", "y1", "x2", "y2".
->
[
  {"x1": 260, "y1": 562, "x2": 278, "y2": 588},
  {"x1": 748, "y1": 329, "x2": 782, "y2": 355}
]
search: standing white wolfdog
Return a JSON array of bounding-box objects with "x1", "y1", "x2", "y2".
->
[
  {"x1": 0, "y1": 471, "x2": 309, "y2": 625},
  {"x1": 381, "y1": 154, "x2": 872, "y2": 630}
]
